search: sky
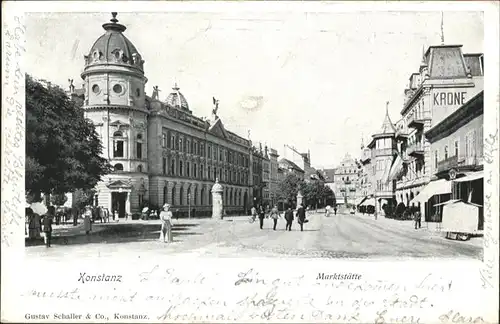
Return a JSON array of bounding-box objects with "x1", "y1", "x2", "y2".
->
[{"x1": 25, "y1": 9, "x2": 483, "y2": 169}]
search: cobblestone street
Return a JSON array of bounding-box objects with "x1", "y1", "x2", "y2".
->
[{"x1": 26, "y1": 211, "x2": 482, "y2": 260}]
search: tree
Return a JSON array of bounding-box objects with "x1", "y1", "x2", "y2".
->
[
  {"x1": 73, "y1": 189, "x2": 96, "y2": 211},
  {"x1": 51, "y1": 193, "x2": 68, "y2": 206},
  {"x1": 300, "y1": 180, "x2": 336, "y2": 209},
  {"x1": 277, "y1": 174, "x2": 304, "y2": 206},
  {"x1": 26, "y1": 75, "x2": 111, "y2": 199}
]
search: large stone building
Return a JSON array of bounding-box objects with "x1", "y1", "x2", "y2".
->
[
  {"x1": 391, "y1": 45, "x2": 484, "y2": 222},
  {"x1": 76, "y1": 13, "x2": 260, "y2": 218}
]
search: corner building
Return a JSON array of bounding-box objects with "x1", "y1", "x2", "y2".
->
[{"x1": 81, "y1": 14, "x2": 252, "y2": 218}]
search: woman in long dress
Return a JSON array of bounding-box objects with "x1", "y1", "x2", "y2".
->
[
  {"x1": 159, "y1": 204, "x2": 173, "y2": 243},
  {"x1": 84, "y1": 206, "x2": 92, "y2": 235}
]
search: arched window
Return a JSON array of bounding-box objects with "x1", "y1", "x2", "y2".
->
[
  {"x1": 186, "y1": 162, "x2": 190, "y2": 177},
  {"x1": 180, "y1": 161, "x2": 184, "y2": 176},
  {"x1": 137, "y1": 165, "x2": 143, "y2": 172},
  {"x1": 113, "y1": 131, "x2": 124, "y2": 158},
  {"x1": 171, "y1": 159, "x2": 175, "y2": 175},
  {"x1": 179, "y1": 187, "x2": 184, "y2": 206},
  {"x1": 114, "y1": 163, "x2": 124, "y2": 171},
  {"x1": 136, "y1": 134, "x2": 143, "y2": 159}
]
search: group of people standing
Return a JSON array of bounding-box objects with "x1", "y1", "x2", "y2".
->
[
  {"x1": 251, "y1": 204, "x2": 308, "y2": 232},
  {"x1": 26, "y1": 206, "x2": 55, "y2": 247}
]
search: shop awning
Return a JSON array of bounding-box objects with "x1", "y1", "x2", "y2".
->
[
  {"x1": 410, "y1": 179, "x2": 451, "y2": 204},
  {"x1": 360, "y1": 198, "x2": 375, "y2": 206},
  {"x1": 453, "y1": 170, "x2": 484, "y2": 182},
  {"x1": 355, "y1": 196, "x2": 368, "y2": 206},
  {"x1": 434, "y1": 199, "x2": 460, "y2": 207}
]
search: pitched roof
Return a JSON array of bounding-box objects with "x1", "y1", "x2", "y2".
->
[{"x1": 279, "y1": 158, "x2": 304, "y2": 173}]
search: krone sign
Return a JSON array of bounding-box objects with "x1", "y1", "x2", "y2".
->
[{"x1": 433, "y1": 91, "x2": 467, "y2": 106}]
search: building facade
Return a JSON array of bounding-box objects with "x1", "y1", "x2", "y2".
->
[
  {"x1": 268, "y1": 148, "x2": 280, "y2": 206},
  {"x1": 424, "y1": 90, "x2": 484, "y2": 227},
  {"x1": 79, "y1": 14, "x2": 255, "y2": 218},
  {"x1": 366, "y1": 105, "x2": 398, "y2": 215},
  {"x1": 333, "y1": 153, "x2": 360, "y2": 207},
  {"x1": 394, "y1": 45, "x2": 484, "y2": 221}
]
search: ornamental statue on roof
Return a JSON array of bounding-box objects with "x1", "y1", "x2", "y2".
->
[
  {"x1": 212, "y1": 97, "x2": 220, "y2": 118},
  {"x1": 152, "y1": 86, "x2": 160, "y2": 100}
]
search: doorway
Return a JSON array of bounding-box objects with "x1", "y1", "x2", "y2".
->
[{"x1": 112, "y1": 192, "x2": 128, "y2": 218}]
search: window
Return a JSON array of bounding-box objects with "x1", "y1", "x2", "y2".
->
[
  {"x1": 170, "y1": 135, "x2": 175, "y2": 149},
  {"x1": 175, "y1": 136, "x2": 179, "y2": 150},
  {"x1": 114, "y1": 140, "x2": 124, "y2": 158},
  {"x1": 162, "y1": 134, "x2": 167, "y2": 148},
  {"x1": 162, "y1": 158, "x2": 167, "y2": 175},
  {"x1": 187, "y1": 140, "x2": 191, "y2": 153},
  {"x1": 114, "y1": 163, "x2": 123, "y2": 171},
  {"x1": 454, "y1": 140, "x2": 459, "y2": 157},
  {"x1": 138, "y1": 194, "x2": 144, "y2": 207},
  {"x1": 113, "y1": 131, "x2": 123, "y2": 137},
  {"x1": 444, "y1": 146, "x2": 448, "y2": 160},
  {"x1": 171, "y1": 159, "x2": 175, "y2": 175},
  {"x1": 137, "y1": 165, "x2": 143, "y2": 172},
  {"x1": 136, "y1": 142, "x2": 142, "y2": 159},
  {"x1": 92, "y1": 84, "x2": 100, "y2": 94},
  {"x1": 200, "y1": 165, "x2": 204, "y2": 179},
  {"x1": 113, "y1": 84, "x2": 123, "y2": 94},
  {"x1": 187, "y1": 162, "x2": 190, "y2": 177},
  {"x1": 179, "y1": 138, "x2": 184, "y2": 152},
  {"x1": 194, "y1": 164, "x2": 197, "y2": 178},
  {"x1": 180, "y1": 161, "x2": 183, "y2": 176},
  {"x1": 208, "y1": 166, "x2": 211, "y2": 180}
]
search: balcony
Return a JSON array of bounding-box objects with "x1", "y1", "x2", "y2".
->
[
  {"x1": 407, "y1": 143, "x2": 424, "y2": 157},
  {"x1": 408, "y1": 111, "x2": 431, "y2": 129},
  {"x1": 437, "y1": 154, "x2": 482, "y2": 174},
  {"x1": 374, "y1": 148, "x2": 397, "y2": 157},
  {"x1": 396, "y1": 129, "x2": 410, "y2": 141}
]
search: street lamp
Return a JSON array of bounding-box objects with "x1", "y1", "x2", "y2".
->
[{"x1": 188, "y1": 193, "x2": 191, "y2": 219}]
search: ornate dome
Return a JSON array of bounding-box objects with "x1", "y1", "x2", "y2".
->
[
  {"x1": 84, "y1": 13, "x2": 144, "y2": 73},
  {"x1": 165, "y1": 83, "x2": 191, "y2": 113}
]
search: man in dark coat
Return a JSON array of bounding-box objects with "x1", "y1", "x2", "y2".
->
[
  {"x1": 43, "y1": 206, "x2": 55, "y2": 247},
  {"x1": 284, "y1": 207, "x2": 294, "y2": 231},
  {"x1": 296, "y1": 204, "x2": 306, "y2": 232},
  {"x1": 414, "y1": 210, "x2": 422, "y2": 229},
  {"x1": 258, "y1": 205, "x2": 265, "y2": 229}
]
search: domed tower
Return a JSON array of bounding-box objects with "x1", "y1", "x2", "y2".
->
[
  {"x1": 81, "y1": 12, "x2": 149, "y2": 218},
  {"x1": 165, "y1": 83, "x2": 192, "y2": 114}
]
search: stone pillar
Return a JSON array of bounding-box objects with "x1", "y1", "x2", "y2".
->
[
  {"x1": 211, "y1": 178, "x2": 224, "y2": 219},
  {"x1": 125, "y1": 190, "x2": 131, "y2": 218},
  {"x1": 297, "y1": 191, "x2": 303, "y2": 208}
]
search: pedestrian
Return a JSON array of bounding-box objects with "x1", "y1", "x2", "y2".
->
[
  {"x1": 296, "y1": 204, "x2": 306, "y2": 232},
  {"x1": 284, "y1": 207, "x2": 294, "y2": 231},
  {"x1": 43, "y1": 206, "x2": 55, "y2": 247},
  {"x1": 414, "y1": 210, "x2": 422, "y2": 230},
  {"x1": 270, "y1": 205, "x2": 280, "y2": 231},
  {"x1": 258, "y1": 205, "x2": 265, "y2": 230},
  {"x1": 27, "y1": 207, "x2": 41, "y2": 239},
  {"x1": 160, "y1": 204, "x2": 173, "y2": 243},
  {"x1": 251, "y1": 206, "x2": 257, "y2": 222},
  {"x1": 333, "y1": 205, "x2": 337, "y2": 215},
  {"x1": 84, "y1": 206, "x2": 92, "y2": 235}
]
